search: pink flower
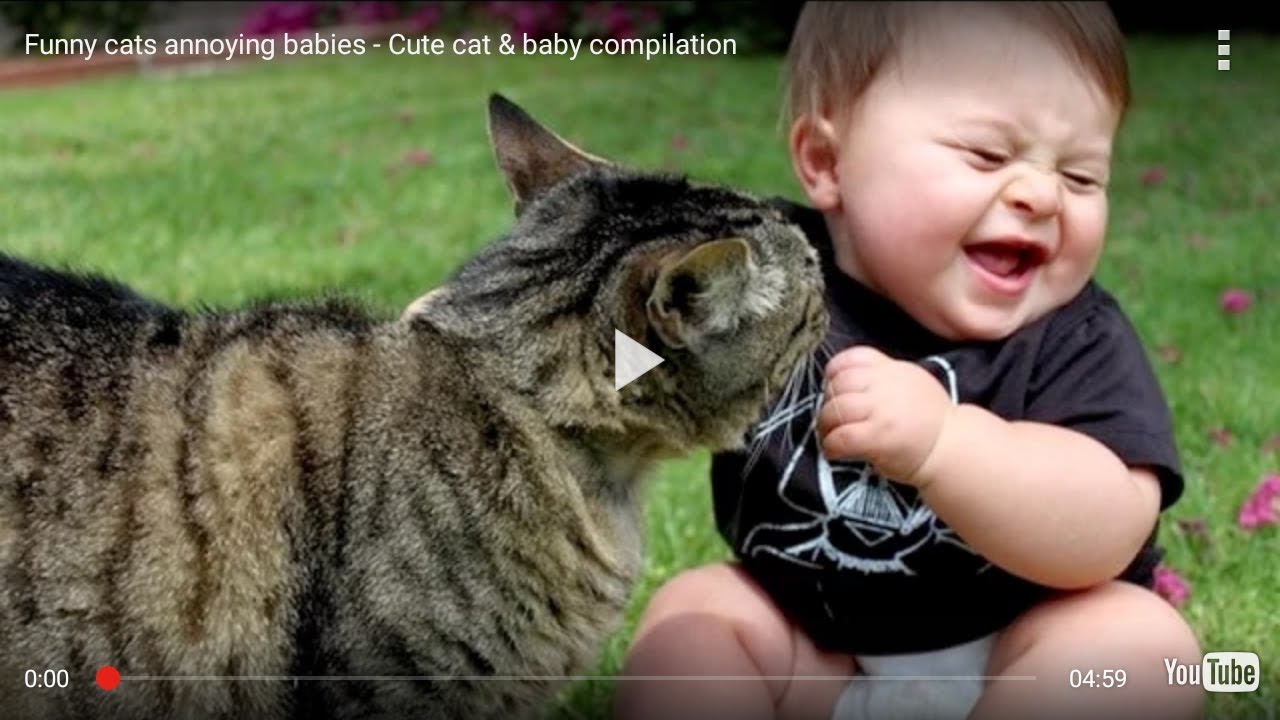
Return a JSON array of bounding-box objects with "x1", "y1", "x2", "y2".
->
[
  {"x1": 402, "y1": 148, "x2": 433, "y2": 167},
  {"x1": 1141, "y1": 166, "x2": 1166, "y2": 187},
  {"x1": 1220, "y1": 289, "x2": 1253, "y2": 314},
  {"x1": 1237, "y1": 474, "x2": 1280, "y2": 531},
  {"x1": 1153, "y1": 564, "x2": 1190, "y2": 607}
]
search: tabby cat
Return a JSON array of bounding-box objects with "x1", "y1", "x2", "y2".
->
[{"x1": 0, "y1": 95, "x2": 828, "y2": 720}]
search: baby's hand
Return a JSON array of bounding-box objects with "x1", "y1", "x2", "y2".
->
[{"x1": 817, "y1": 346, "x2": 954, "y2": 486}]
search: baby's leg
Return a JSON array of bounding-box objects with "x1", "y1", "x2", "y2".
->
[
  {"x1": 971, "y1": 580, "x2": 1204, "y2": 720},
  {"x1": 833, "y1": 634, "x2": 995, "y2": 720},
  {"x1": 614, "y1": 562, "x2": 856, "y2": 720}
]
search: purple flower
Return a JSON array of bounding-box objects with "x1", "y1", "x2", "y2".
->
[
  {"x1": 484, "y1": 1, "x2": 569, "y2": 40},
  {"x1": 606, "y1": 5, "x2": 635, "y2": 38},
  {"x1": 580, "y1": 1, "x2": 660, "y2": 40},
  {"x1": 409, "y1": 3, "x2": 445, "y2": 34},
  {"x1": 342, "y1": 1, "x2": 401, "y2": 26},
  {"x1": 1141, "y1": 166, "x2": 1166, "y2": 187},
  {"x1": 1153, "y1": 564, "x2": 1190, "y2": 607},
  {"x1": 238, "y1": 2, "x2": 325, "y2": 37},
  {"x1": 1220, "y1": 288, "x2": 1253, "y2": 314},
  {"x1": 1238, "y1": 474, "x2": 1280, "y2": 531}
]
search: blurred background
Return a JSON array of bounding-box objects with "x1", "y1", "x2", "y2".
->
[{"x1": 2, "y1": 2, "x2": 1277, "y2": 718}]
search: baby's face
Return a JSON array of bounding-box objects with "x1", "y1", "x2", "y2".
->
[{"x1": 814, "y1": 10, "x2": 1120, "y2": 341}]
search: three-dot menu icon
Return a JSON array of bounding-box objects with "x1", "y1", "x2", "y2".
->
[{"x1": 1219, "y1": 30, "x2": 1230, "y2": 71}]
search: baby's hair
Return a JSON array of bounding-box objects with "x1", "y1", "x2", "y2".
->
[{"x1": 782, "y1": 1, "x2": 1130, "y2": 133}]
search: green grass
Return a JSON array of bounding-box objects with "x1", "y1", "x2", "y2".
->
[{"x1": 2, "y1": 33, "x2": 1277, "y2": 719}]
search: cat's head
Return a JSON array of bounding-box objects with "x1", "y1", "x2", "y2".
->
[{"x1": 407, "y1": 95, "x2": 828, "y2": 455}]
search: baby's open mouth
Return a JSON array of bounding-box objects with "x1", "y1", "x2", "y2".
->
[{"x1": 964, "y1": 241, "x2": 1047, "y2": 279}]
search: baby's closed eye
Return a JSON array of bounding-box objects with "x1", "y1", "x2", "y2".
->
[
  {"x1": 966, "y1": 148, "x2": 1009, "y2": 167},
  {"x1": 1059, "y1": 169, "x2": 1107, "y2": 191}
]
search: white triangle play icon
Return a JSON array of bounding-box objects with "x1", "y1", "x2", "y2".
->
[{"x1": 614, "y1": 329, "x2": 665, "y2": 390}]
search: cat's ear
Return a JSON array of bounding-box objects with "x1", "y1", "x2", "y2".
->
[
  {"x1": 487, "y1": 94, "x2": 611, "y2": 215},
  {"x1": 646, "y1": 238, "x2": 764, "y2": 350}
]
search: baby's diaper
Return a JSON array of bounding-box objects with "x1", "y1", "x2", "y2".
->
[{"x1": 833, "y1": 631, "x2": 998, "y2": 720}]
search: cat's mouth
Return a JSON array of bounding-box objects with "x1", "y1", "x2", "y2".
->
[{"x1": 767, "y1": 293, "x2": 827, "y2": 392}]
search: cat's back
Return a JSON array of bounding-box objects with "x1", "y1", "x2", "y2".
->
[
  {"x1": 0, "y1": 255, "x2": 385, "y2": 719},
  {"x1": 0, "y1": 253, "x2": 179, "y2": 361},
  {"x1": 0, "y1": 253, "x2": 172, "y2": 314},
  {"x1": 0, "y1": 253, "x2": 185, "y2": 440}
]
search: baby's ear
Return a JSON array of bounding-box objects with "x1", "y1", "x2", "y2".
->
[
  {"x1": 487, "y1": 94, "x2": 612, "y2": 215},
  {"x1": 789, "y1": 114, "x2": 842, "y2": 212},
  {"x1": 646, "y1": 238, "x2": 769, "y2": 350}
]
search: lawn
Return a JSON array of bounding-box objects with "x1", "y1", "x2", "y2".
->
[{"x1": 2, "y1": 32, "x2": 1277, "y2": 719}]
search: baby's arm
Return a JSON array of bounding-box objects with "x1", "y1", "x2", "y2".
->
[
  {"x1": 913, "y1": 402, "x2": 1161, "y2": 588},
  {"x1": 818, "y1": 346, "x2": 1161, "y2": 590}
]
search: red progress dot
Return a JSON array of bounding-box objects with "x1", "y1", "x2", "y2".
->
[{"x1": 96, "y1": 666, "x2": 120, "y2": 691}]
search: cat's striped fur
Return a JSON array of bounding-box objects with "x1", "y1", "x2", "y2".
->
[{"x1": 0, "y1": 95, "x2": 828, "y2": 720}]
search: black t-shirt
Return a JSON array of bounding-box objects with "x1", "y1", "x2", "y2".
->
[{"x1": 711, "y1": 200, "x2": 1185, "y2": 656}]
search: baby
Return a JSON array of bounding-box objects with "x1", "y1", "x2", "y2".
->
[{"x1": 614, "y1": 3, "x2": 1204, "y2": 720}]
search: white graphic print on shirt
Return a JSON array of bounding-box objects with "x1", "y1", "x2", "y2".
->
[{"x1": 739, "y1": 347, "x2": 991, "y2": 576}]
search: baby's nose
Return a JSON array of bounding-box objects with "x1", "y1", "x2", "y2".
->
[{"x1": 1000, "y1": 167, "x2": 1063, "y2": 218}]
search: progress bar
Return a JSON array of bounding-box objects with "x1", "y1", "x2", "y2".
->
[{"x1": 113, "y1": 674, "x2": 1039, "y2": 682}]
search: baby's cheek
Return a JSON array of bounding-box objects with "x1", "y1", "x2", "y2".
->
[
  {"x1": 1060, "y1": 203, "x2": 1108, "y2": 265},
  {"x1": 1065, "y1": 191, "x2": 1108, "y2": 234},
  {"x1": 844, "y1": 187, "x2": 930, "y2": 246}
]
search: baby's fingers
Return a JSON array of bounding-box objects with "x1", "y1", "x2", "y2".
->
[
  {"x1": 820, "y1": 417, "x2": 871, "y2": 462},
  {"x1": 825, "y1": 364, "x2": 872, "y2": 399},
  {"x1": 824, "y1": 345, "x2": 888, "y2": 379},
  {"x1": 817, "y1": 393, "x2": 870, "y2": 440}
]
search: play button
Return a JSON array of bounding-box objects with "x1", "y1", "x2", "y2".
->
[{"x1": 614, "y1": 329, "x2": 665, "y2": 390}]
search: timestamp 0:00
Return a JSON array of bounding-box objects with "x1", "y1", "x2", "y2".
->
[
  {"x1": 25, "y1": 669, "x2": 70, "y2": 688},
  {"x1": 1069, "y1": 668, "x2": 1127, "y2": 688}
]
